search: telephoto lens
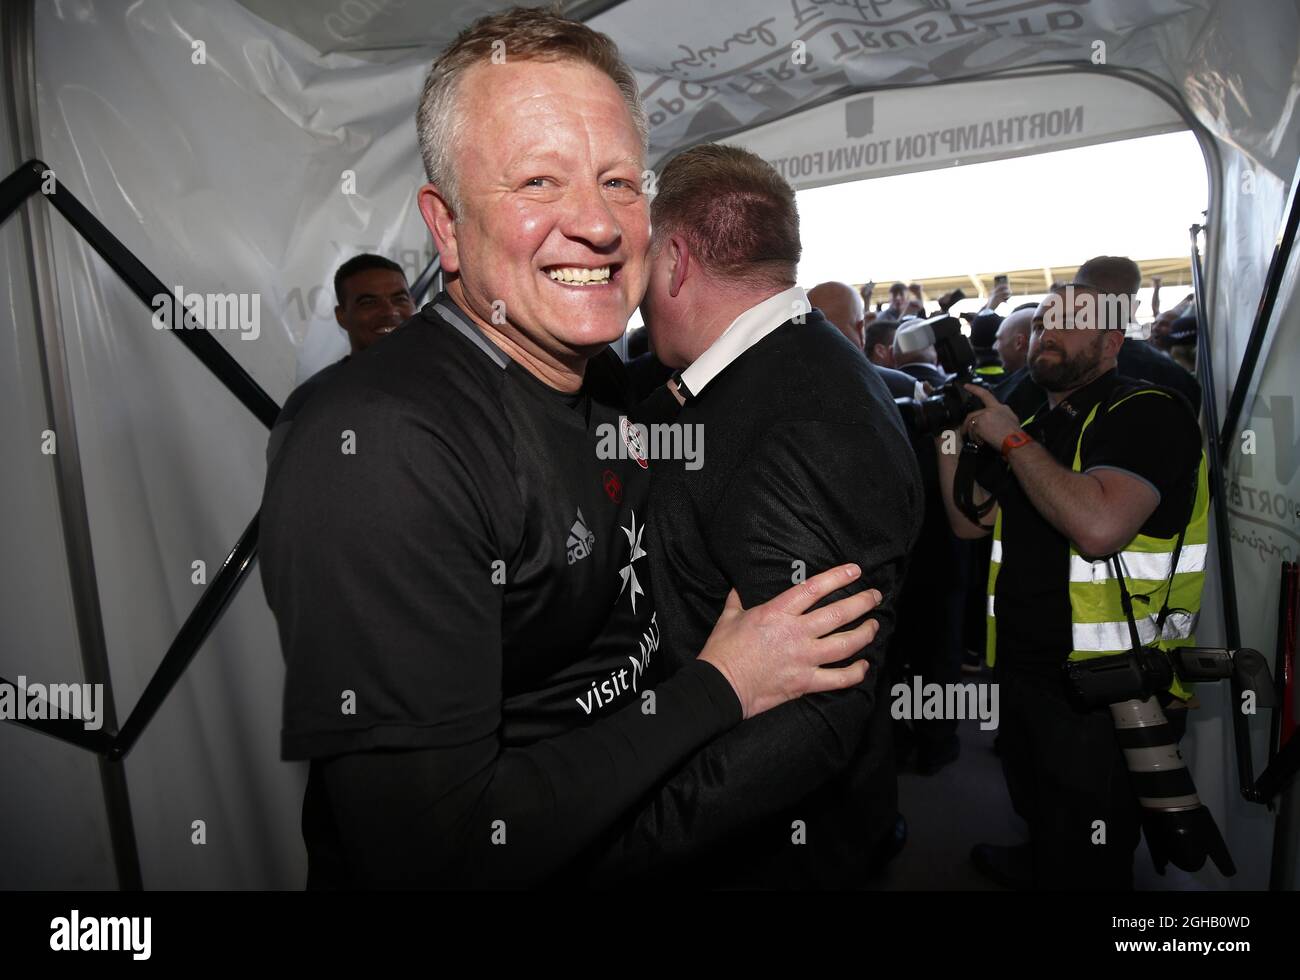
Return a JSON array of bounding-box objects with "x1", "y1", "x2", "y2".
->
[{"x1": 1110, "y1": 696, "x2": 1236, "y2": 876}]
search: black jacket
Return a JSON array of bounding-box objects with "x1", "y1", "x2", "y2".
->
[
  {"x1": 877, "y1": 363, "x2": 922, "y2": 399},
  {"x1": 898, "y1": 360, "x2": 948, "y2": 389},
  {"x1": 592, "y1": 310, "x2": 923, "y2": 887}
]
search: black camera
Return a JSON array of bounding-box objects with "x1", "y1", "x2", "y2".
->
[
  {"x1": 1065, "y1": 646, "x2": 1173, "y2": 708},
  {"x1": 892, "y1": 314, "x2": 989, "y2": 436}
]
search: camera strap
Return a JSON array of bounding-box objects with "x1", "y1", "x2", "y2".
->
[
  {"x1": 953, "y1": 442, "x2": 1000, "y2": 530},
  {"x1": 1110, "y1": 553, "x2": 1147, "y2": 652},
  {"x1": 1156, "y1": 523, "x2": 1188, "y2": 633},
  {"x1": 1108, "y1": 494, "x2": 1189, "y2": 652}
]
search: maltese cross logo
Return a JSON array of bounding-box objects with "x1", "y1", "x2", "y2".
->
[{"x1": 618, "y1": 511, "x2": 648, "y2": 613}]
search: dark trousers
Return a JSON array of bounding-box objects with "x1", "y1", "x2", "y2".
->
[
  {"x1": 995, "y1": 664, "x2": 1187, "y2": 890},
  {"x1": 964, "y1": 535, "x2": 993, "y2": 660},
  {"x1": 892, "y1": 537, "x2": 970, "y2": 750}
]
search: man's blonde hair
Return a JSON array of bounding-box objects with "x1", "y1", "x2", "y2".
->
[{"x1": 416, "y1": 5, "x2": 647, "y2": 214}]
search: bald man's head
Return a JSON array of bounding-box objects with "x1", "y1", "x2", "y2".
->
[
  {"x1": 994, "y1": 306, "x2": 1035, "y2": 375},
  {"x1": 808, "y1": 281, "x2": 865, "y2": 351}
]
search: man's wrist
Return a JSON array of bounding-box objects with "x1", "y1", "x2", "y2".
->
[{"x1": 1000, "y1": 430, "x2": 1033, "y2": 460}]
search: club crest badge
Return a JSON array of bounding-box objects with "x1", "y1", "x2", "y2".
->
[{"x1": 620, "y1": 416, "x2": 649, "y2": 469}]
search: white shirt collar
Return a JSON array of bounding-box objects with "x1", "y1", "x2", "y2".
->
[{"x1": 679, "y1": 285, "x2": 808, "y2": 397}]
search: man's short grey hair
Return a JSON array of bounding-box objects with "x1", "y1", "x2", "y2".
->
[{"x1": 416, "y1": 6, "x2": 648, "y2": 215}]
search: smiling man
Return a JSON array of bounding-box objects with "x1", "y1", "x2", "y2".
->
[
  {"x1": 259, "y1": 6, "x2": 880, "y2": 889},
  {"x1": 266, "y1": 254, "x2": 414, "y2": 464}
]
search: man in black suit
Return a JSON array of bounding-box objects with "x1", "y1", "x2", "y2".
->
[{"x1": 591, "y1": 144, "x2": 923, "y2": 887}]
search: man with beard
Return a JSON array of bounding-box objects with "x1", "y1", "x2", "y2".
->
[
  {"x1": 996, "y1": 256, "x2": 1201, "y2": 419},
  {"x1": 934, "y1": 283, "x2": 1205, "y2": 889}
]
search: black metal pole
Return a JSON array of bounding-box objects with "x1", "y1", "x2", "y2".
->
[
  {"x1": 3, "y1": 159, "x2": 280, "y2": 428},
  {"x1": 2, "y1": 1, "x2": 142, "y2": 890},
  {"x1": 0, "y1": 155, "x2": 40, "y2": 222},
  {"x1": 1219, "y1": 178, "x2": 1300, "y2": 458},
  {"x1": 1270, "y1": 563, "x2": 1291, "y2": 766},
  {"x1": 0, "y1": 686, "x2": 116, "y2": 753},
  {"x1": 1268, "y1": 574, "x2": 1300, "y2": 888},
  {"x1": 1191, "y1": 223, "x2": 1243, "y2": 651},
  {"x1": 409, "y1": 252, "x2": 441, "y2": 305},
  {"x1": 1, "y1": 516, "x2": 262, "y2": 759},
  {"x1": 111, "y1": 515, "x2": 261, "y2": 759},
  {"x1": 19, "y1": 159, "x2": 282, "y2": 428},
  {"x1": 1191, "y1": 223, "x2": 1253, "y2": 804},
  {"x1": 1256, "y1": 735, "x2": 1300, "y2": 805},
  {"x1": 0, "y1": 151, "x2": 282, "y2": 889}
]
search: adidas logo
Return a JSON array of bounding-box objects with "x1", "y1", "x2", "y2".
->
[{"x1": 566, "y1": 508, "x2": 596, "y2": 565}]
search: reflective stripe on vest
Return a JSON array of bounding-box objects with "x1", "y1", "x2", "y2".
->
[
  {"x1": 984, "y1": 387, "x2": 1208, "y2": 701},
  {"x1": 1071, "y1": 609, "x2": 1200, "y2": 652},
  {"x1": 1067, "y1": 544, "x2": 1207, "y2": 583}
]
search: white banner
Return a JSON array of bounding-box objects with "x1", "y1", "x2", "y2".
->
[{"x1": 727, "y1": 72, "x2": 1184, "y2": 189}]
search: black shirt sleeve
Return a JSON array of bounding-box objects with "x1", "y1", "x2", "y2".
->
[
  {"x1": 1081, "y1": 387, "x2": 1202, "y2": 538},
  {"x1": 265, "y1": 360, "x2": 345, "y2": 467},
  {"x1": 315, "y1": 659, "x2": 739, "y2": 888},
  {"x1": 586, "y1": 417, "x2": 920, "y2": 881},
  {"x1": 260, "y1": 379, "x2": 741, "y2": 887}
]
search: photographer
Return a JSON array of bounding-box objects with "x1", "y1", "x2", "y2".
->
[{"x1": 933, "y1": 283, "x2": 1206, "y2": 890}]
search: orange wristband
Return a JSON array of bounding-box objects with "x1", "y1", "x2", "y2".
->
[{"x1": 1001, "y1": 430, "x2": 1033, "y2": 459}]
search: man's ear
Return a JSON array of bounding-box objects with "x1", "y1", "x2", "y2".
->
[
  {"x1": 1105, "y1": 328, "x2": 1126, "y2": 358},
  {"x1": 334, "y1": 305, "x2": 346, "y2": 329},
  {"x1": 418, "y1": 183, "x2": 460, "y2": 274},
  {"x1": 668, "y1": 234, "x2": 689, "y2": 298}
]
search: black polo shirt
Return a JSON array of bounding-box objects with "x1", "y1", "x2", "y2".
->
[
  {"x1": 980, "y1": 369, "x2": 1202, "y2": 674},
  {"x1": 259, "y1": 292, "x2": 740, "y2": 886}
]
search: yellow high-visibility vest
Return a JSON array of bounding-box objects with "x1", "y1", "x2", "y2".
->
[{"x1": 985, "y1": 388, "x2": 1208, "y2": 699}]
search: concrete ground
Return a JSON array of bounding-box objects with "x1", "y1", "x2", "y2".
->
[
  {"x1": 872, "y1": 709, "x2": 1025, "y2": 890},
  {"x1": 868, "y1": 671, "x2": 1205, "y2": 890}
]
